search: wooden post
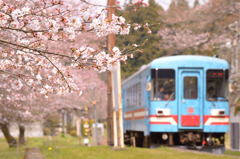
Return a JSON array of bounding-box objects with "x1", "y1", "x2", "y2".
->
[
  {"x1": 107, "y1": 71, "x2": 113, "y2": 146},
  {"x1": 107, "y1": 0, "x2": 124, "y2": 148},
  {"x1": 111, "y1": 71, "x2": 118, "y2": 147},
  {"x1": 117, "y1": 62, "x2": 124, "y2": 148},
  {"x1": 107, "y1": 0, "x2": 116, "y2": 146}
]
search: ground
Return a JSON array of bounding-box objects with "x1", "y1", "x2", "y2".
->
[{"x1": 0, "y1": 136, "x2": 240, "y2": 159}]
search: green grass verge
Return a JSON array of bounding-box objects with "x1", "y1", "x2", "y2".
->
[
  {"x1": 0, "y1": 141, "x2": 23, "y2": 159},
  {"x1": 40, "y1": 136, "x2": 237, "y2": 159},
  {"x1": 0, "y1": 137, "x2": 46, "y2": 159},
  {"x1": 0, "y1": 136, "x2": 81, "y2": 159},
  {"x1": 42, "y1": 146, "x2": 240, "y2": 159},
  {"x1": 1, "y1": 136, "x2": 240, "y2": 159},
  {"x1": 225, "y1": 150, "x2": 240, "y2": 156}
]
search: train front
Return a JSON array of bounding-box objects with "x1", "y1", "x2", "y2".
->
[{"x1": 148, "y1": 56, "x2": 229, "y2": 148}]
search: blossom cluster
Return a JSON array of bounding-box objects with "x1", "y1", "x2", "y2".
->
[
  {"x1": 72, "y1": 46, "x2": 127, "y2": 72},
  {"x1": 0, "y1": 0, "x2": 130, "y2": 123}
]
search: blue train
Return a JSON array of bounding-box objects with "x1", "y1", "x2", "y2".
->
[{"x1": 122, "y1": 55, "x2": 229, "y2": 148}]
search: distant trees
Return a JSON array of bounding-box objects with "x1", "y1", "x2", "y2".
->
[
  {"x1": 118, "y1": 0, "x2": 239, "y2": 78},
  {"x1": 117, "y1": 0, "x2": 164, "y2": 78},
  {"x1": 159, "y1": 0, "x2": 239, "y2": 56}
]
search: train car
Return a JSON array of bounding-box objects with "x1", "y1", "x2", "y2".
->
[{"x1": 122, "y1": 55, "x2": 229, "y2": 148}]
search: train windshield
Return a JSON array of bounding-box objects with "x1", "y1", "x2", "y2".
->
[
  {"x1": 151, "y1": 69, "x2": 175, "y2": 101},
  {"x1": 207, "y1": 70, "x2": 228, "y2": 101}
]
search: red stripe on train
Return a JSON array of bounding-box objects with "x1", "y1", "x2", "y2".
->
[
  {"x1": 210, "y1": 122, "x2": 229, "y2": 125},
  {"x1": 127, "y1": 114, "x2": 229, "y2": 125},
  {"x1": 125, "y1": 108, "x2": 146, "y2": 114},
  {"x1": 124, "y1": 116, "x2": 145, "y2": 120},
  {"x1": 149, "y1": 122, "x2": 171, "y2": 125},
  {"x1": 149, "y1": 115, "x2": 178, "y2": 122},
  {"x1": 204, "y1": 115, "x2": 229, "y2": 123}
]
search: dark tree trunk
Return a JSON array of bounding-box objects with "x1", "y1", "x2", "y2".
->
[
  {"x1": 0, "y1": 123, "x2": 17, "y2": 148},
  {"x1": 19, "y1": 125, "x2": 25, "y2": 145}
]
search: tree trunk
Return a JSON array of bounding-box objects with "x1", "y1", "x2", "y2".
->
[
  {"x1": 19, "y1": 125, "x2": 25, "y2": 145},
  {"x1": 0, "y1": 123, "x2": 17, "y2": 148}
]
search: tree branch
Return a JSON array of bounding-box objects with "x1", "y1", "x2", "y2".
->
[{"x1": 0, "y1": 39, "x2": 73, "y2": 59}]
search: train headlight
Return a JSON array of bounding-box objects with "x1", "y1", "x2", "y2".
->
[
  {"x1": 206, "y1": 137, "x2": 211, "y2": 142},
  {"x1": 162, "y1": 133, "x2": 168, "y2": 140},
  {"x1": 156, "y1": 108, "x2": 170, "y2": 116},
  {"x1": 211, "y1": 109, "x2": 225, "y2": 116}
]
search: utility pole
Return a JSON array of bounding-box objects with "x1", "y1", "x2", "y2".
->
[
  {"x1": 106, "y1": 0, "x2": 125, "y2": 148},
  {"x1": 61, "y1": 109, "x2": 66, "y2": 137},
  {"x1": 92, "y1": 101, "x2": 99, "y2": 146},
  {"x1": 111, "y1": 71, "x2": 118, "y2": 147},
  {"x1": 117, "y1": 61, "x2": 124, "y2": 148},
  {"x1": 107, "y1": 0, "x2": 124, "y2": 148},
  {"x1": 107, "y1": 0, "x2": 117, "y2": 147}
]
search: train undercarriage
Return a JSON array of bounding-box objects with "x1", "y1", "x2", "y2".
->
[{"x1": 124, "y1": 131, "x2": 225, "y2": 149}]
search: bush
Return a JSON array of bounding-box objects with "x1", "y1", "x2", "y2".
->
[
  {"x1": 69, "y1": 129, "x2": 77, "y2": 137},
  {"x1": 67, "y1": 125, "x2": 77, "y2": 137}
]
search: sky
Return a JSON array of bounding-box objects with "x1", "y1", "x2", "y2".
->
[{"x1": 87, "y1": 0, "x2": 209, "y2": 10}]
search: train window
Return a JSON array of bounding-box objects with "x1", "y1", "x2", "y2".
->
[
  {"x1": 184, "y1": 77, "x2": 198, "y2": 99},
  {"x1": 207, "y1": 70, "x2": 228, "y2": 101},
  {"x1": 126, "y1": 82, "x2": 142, "y2": 107},
  {"x1": 151, "y1": 69, "x2": 175, "y2": 101},
  {"x1": 126, "y1": 87, "x2": 131, "y2": 107}
]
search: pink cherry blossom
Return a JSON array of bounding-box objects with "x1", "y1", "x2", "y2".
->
[{"x1": 0, "y1": 0, "x2": 130, "y2": 125}]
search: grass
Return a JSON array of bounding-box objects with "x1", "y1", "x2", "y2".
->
[
  {"x1": 43, "y1": 146, "x2": 236, "y2": 159},
  {"x1": 0, "y1": 140, "x2": 23, "y2": 159},
  {"x1": 40, "y1": 136, "x2": 238, "y2": 159},
  {"x1": 0, "y1": 137, "x2": 45, "y2": 159},
  {"x1": 0, "y1": 136, "x2": 240, "y2": 159},
  {"x1": 0, "y1": 136, "x2": 81, "y2": 159},
  {"x1": 42, "y1": 145, "x2": 240, "y2": 159},
  {"x1": 225, "y1": 150, "x2": 240, "y2": 156}
]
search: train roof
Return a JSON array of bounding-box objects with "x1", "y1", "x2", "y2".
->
[
  {"x1": 151, "y1": 55, "x2": 229, "y2": 69},
  {"x1": 123, "y1": 55, "x2": 229, "y2": 85},
  {"x1": 122, "y1": 63, "x2": 150, "y2": 85}
]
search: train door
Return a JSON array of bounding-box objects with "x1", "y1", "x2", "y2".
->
[{"x1": 178, "y1": 69, "x2": 203, "y2": 129}]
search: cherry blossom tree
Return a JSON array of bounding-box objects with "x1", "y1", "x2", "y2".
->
[
  {"x1": 158, "y1": 0, "x2": 239, "y2": 55},
  {"x1": 158, "y1": 28, "x2": 210, "y2": 53},
  {"x1": 47, "y1": 70, "x2": 108, "y2": 120},
  {"x1": 0, "y1": 0, "x2": 130, "y2": 93},
  {"x1": 0, "y1": 69, "x2": 107, "y2": 146},
  {"x1": 0, "y1": 0, "x2": 131, "y2": 147}
]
